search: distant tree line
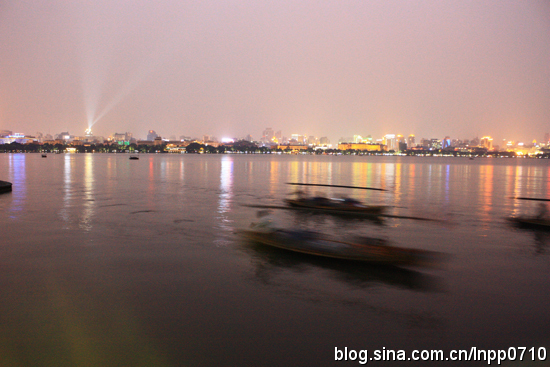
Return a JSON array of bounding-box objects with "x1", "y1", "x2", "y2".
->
[{"x1": 0, "y1": 141, "x2": 544, "y2": 158}]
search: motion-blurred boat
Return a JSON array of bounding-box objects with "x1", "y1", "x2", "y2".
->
[
  {"x1": 41, "y1": 154, "x2": 47, "y2": 158},
  {"x1": 507, "y1": 216, "x2": 550, "y2": 230},
  {"x1": 284, "y1": 196, "x2": 386, "y2": 215},
  {"x1": 238, "y1": 220, "x2": 439, "y2": 266},
  {"x1": 0, "y1": 180, "x2": 12, "y2": 194},
  {"x1": 129, "y1": 155, "x2": 139, "y2": 160}
]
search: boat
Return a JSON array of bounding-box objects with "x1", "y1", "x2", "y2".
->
[
  {"x1": 41, "y1": 154, "x2": 47, "y2": 158},
  {"x1": 507, "y1": 216, "x2": 550, "y2": 230},
  {"x1": 237, "y1": 219, "x2": 440, "y2": 266},
  {"x1": 284, "y1": 196, "x2": 386, "y2": 215},
  {"x1": 129, "y1": 156, "x2": 139, "y2": 160},
  {"x1": 0, "y1": 180, "x2": 12, "y2": 194}
]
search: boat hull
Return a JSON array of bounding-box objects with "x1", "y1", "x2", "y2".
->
[
  {"x1": 0, "y1": 180, "x2": 12, "y2": 194},
  {"x1": 284, "y1": 199, "x2": 386, "y2": 215},
  {"x1": 508, "y1": 216, "x2": 550, "y2": 230},
  {"x1": 238, "y1": 229, "x2": 437, "y2": 266}
]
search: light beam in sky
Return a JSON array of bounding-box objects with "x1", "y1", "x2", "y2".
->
[
  {"x1": 76, "y1": 1, "x2": 170, "y2": 131},
  {"x1": 82, "y1": 50, "x2": 160, "y2": 130}
]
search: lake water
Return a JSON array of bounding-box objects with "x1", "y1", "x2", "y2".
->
[{"x1": 1, "y1": 153, "x2": 549, "y2": 366}]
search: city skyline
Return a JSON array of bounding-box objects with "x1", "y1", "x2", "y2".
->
[
  {"x1": 2, "y1": 125, "x2": 546, "y2": 152},
  {"x1": 1, "y1": 1, "x2": 549, "y2": 145}
]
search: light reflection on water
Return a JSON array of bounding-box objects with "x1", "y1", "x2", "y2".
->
[
  {"x1": 218, "y1": 155, "x2": 233, "y2": 215},
  {"x1": 0, "y1": 154, "x2": 549, "y2": 366},
  {"x1": 214, "y1": 156, "x2": 234, "y2": 247},
  {"x1": 81, "y1": 154, "x2": 94, "y2": 231},
  {"x1": 7, "y1": 154, "x2": 26, "y2": 218}
]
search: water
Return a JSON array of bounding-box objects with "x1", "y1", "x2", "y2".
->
[{"x1": 1, "y1": 153, "x2": 549, "y2": 366}]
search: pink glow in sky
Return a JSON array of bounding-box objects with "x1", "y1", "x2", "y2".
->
[{"x1": 1, "y1": 0, "x2": 549, "y2": 143}]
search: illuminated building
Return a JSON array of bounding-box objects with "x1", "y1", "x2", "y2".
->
[
  {"x1": 407, "y1": 134, "x2": 416, "y2": 148},
  {"x1": 383, "y1": 134, "x2": 398, "y2": 151},
  {"x1": 262, "y1": 128, "x2": 274, "y2": 143},
  {"x1": 277, "y1": 144, "x2": 308, "y2": 152},
  {"x1": 113, "y1": 132, "x2": 133, "y2": 142},
  {"x1": 337, "y1": 143, "x2": 385, "y2": 152},
  {"x1": 442, "y1": 136, "x2": 452, "y2": 149},
  {"x1": 290, "y1": 134, "x2": 306, "y2": 144},
  {"x1": 480, "y1": 136, "x2": 493, "y2": 150},
  {"x1": 430, "y1": 139, "x2": 441, "y2": 149}
]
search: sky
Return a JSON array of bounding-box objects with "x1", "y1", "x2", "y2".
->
[{"x1": 1, "y1": 0, "x2": 549, "y2": 144}]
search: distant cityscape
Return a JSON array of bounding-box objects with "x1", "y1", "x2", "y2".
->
[{"x1": 1, "y1": 127, "x2": 550, "y2": 157}]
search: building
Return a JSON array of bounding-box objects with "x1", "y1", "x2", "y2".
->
[
  {"x1": 56, "y1": 132, "x2": 72, "y2": 141},
  {"x1": 407, "y1": 135, "x2": 416, "y2": 148},
  {"x1": 113, "y1": 132, "x2": 133, "y2": 143},
  {"x1": 277, "y1": 144, "x2": 308, "y2": 152},
  {"x1": 383, "y1": 134, "x2": 398, "y2": 151},
  {"x1": 338, "y1": 143, "x2": 385, "y2": 152},
  {"x1": 290, "y1": 134, "x2": 306, "y2": 144},
  {"x1": 201, "y1": 135, "x2": 218, "y2": 143},
  {"x1": 0, "y1": 133, "x2": 35, "y2": 145},
  {"x1": 147, "y1": 130, "x2": 158, "y2": 141},
  {"x1": 430, "y1": 138, "x2": 441, "y2": 150},
  {"x1": 262, "y1": 128, "x2": 275, "y2": 143},
  {"x1": 480, "y1": 136, "x2": 493, "y2": 150},
  {"x1": 442, "y1": 136, "x2": 452, "y2": 149}
]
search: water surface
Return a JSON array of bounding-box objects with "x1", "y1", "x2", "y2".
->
[{"x1": 1, "y1": 154, "x2": 549, "y2": 366}]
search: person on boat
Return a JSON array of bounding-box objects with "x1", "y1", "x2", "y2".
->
[
  {"x1": 251, "y1": 211, "x2": 282, "y2": 232},
  {"x1": 536, "y1": 202, "x2": 548, "y2": 220},
  {"x1": 294, "y1": 189, "x2": 306, "y2": 199}
]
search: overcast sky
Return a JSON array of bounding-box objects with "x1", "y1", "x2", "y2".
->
[{"x1": 1, "y1": 0, "x2": 549, "y2": 144}]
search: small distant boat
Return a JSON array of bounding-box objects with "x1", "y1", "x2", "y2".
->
[
  {"x1": 41, "y1": 154, "x2": 47, "y2": 158},
  {"x1": 129, "y1": 156, "x2": 139, "y2": 160},
  {"x1": 0, "y1": 180, "x2": 12, "y2": 194},
  {"x1": 238, "y1": 220, "x2": 440, "y2": 266}
]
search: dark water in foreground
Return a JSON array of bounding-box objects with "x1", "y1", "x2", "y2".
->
[{"x1": 1, "y1": 153, "x2": 549, "y2": 366}]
